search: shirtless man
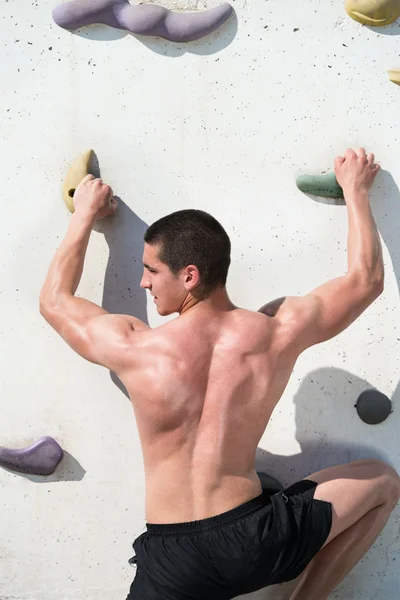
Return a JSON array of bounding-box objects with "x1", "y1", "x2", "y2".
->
[{"x1": 40, "y1": 148, "x2": 400, "y2": 600}]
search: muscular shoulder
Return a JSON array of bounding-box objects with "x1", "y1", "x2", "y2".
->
[
  {"x1": 233, "y1": 307, "x2": 276, "y2": 328},
  {"x1": 224, "y1": 308, "x2": 279, "y2": 350},
  {"x1": 130, "y1": 320, "x2": 182, "y2": 361}
]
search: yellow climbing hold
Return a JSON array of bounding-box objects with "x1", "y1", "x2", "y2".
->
[
  {"x1": 388, "y1": 68, "x2": 400, "y2": 84},
  {"x1": 62, "y1": 149, "x2": 93, "y2": 213},
  {"x1": 345, "y1": 0, "x2": 400, "y2": 26}
]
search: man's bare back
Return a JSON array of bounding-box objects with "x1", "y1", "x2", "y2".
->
[
  {"x1": 120, "y1": 305, "x2": 297, "y2": 523},
  {"x1": 40, "y1": 149, "x2": 400, "y2": 600}
]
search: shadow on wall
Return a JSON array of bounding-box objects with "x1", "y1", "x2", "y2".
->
[
  {"x1": 73, "y1": 9, "x2": 238, "y2": 56},
  {"x1": 256, "y1": 367, "x2": 399, "y2": 487},
  {"x1": 96, "y1": 199, "x2": 150, "y2": 398},
  {"x1": 364, "y1": 21, "x2": 400, "y2": 36},
  {"x1": 134, "y1": 11, "x2": 238, "y2": 58},
  {"x1": 373, "y1": 170, "x2": 400, "y2": 295}
]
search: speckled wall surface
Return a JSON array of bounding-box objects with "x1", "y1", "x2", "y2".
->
[{"x1": 0, "y1": 0, "x2": 399, "y2": 598}]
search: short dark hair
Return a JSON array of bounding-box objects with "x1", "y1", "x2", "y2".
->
[{"x1": 144, "y1": 209, "x2": 231, "y2": 297}]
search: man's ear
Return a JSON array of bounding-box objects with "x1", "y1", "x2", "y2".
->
[{"x1": 184, "y1": 265, "x2": 201, "y2": 289}]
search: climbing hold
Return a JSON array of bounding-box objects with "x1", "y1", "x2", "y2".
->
[
  {"x1": 355, "y1": 389, "x2": 392, "y2": 424},
  {"x1": 388, "y1": 67, "x2": 400, "y2": 84},
  {"x1": 0, "y1": 436, "x2": 64, "y2": 475},
  {"x1": 296, "y1": 172, "x2": 344, "y2": 199},
  {"x1": 257, "y1": 471, "x2": 284, "y2": 493},
  {"x1": 62, "y1": 148, "x2": 93, "y2": 213},
  {"x1": 52, "y1": 0, "x2": 234, "y2": 43},
  {"x1": 344, "y1": 0, "x2": 400, "y2": 26}
]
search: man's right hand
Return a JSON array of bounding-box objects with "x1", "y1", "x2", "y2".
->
[
  {"x1": 73, "y1": 174, "x2": 118, "y2": 220},
  {"x1": 334, "y1": 148, "x2": 380, "y2": 196}
]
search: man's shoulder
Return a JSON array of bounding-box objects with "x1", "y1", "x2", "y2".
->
[
  {"x1": 226, "y1": 307, "x2": 280, "y2": 345},
  {"x1": 231, "y1": 305, "x2": 304, "y2": 355},
  {"x1": 232, "y1": 306, "x2": 278, "y2": 325}
]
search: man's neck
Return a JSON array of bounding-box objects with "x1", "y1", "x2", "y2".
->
[
  {"x1": 179, "y1": 294, "x2": 201, "y2": 315},
  {"x1": 178, "y1": 288, "x2": 235, "y2": 316}
]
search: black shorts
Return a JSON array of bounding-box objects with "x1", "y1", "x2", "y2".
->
[{"x1": 126, "y1": 479, "x2": 332, "y2": 600}]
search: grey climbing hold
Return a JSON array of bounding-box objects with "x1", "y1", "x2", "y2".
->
[{"x1": 355, "y1": 389, "x2": 392, "y2": 425}]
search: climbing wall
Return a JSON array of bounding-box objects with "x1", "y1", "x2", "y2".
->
[{"x1": 0, "y1": 0, "x2": 399, "y2": 598}]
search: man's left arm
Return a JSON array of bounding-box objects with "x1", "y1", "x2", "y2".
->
[{"x1": 40, "y1": 175, "x2": 148, "y2": 373}]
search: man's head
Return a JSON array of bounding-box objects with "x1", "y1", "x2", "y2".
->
[{"x1": 140, "y1": 209, "x2": 231, "y2": 316}]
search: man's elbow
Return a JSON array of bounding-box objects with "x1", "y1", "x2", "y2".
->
[
  {"x1": 368, "y1": 270, "x2": 384, "y2": 299},
  {"x1": 39, "y1": 299, "x2": 54, "y2": 325},
  {"x1": 351, "y1": 269, "x2": 384, "y2": 302},
  {"x1": 374, "y1": 276, "x2": 384, "y2": 298},
  {"x1": 362, "y1": 274, "x2": 384, "y2": 307},
  {"x1": 39, "y1": 290, "x2": 62, "y2": 325}
]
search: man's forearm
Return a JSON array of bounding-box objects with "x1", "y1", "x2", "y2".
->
[
  {"x1": 345, "y1": 189, "x2": 384, "y2": 286},
  {"x1": 40, "y1": 210, "x2": 95, "y2": 305}
]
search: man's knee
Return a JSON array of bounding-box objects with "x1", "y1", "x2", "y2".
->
[
  {"x1": 380, "y1": 463, "x2": 400, "y2": 507},
  {"x1": 353, "y1": 458, "x2": 400, "y2": 506}
]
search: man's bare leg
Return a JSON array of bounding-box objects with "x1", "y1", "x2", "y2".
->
[{"x1": 289, "y1": 459, "x2": 400, "y2": 600}]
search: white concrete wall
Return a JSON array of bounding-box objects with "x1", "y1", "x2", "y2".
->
[{"x1": 0, "y1": 0, "x2": 399, "y2": 598}]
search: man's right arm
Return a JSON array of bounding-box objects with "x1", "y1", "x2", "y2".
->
[{"x1": 259, "y1": 148, "x2": 384, "y2": 351}]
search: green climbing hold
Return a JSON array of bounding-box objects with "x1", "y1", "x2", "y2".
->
[{"x1": 296, "y1": 172, "x2": 344, "y2": 199}]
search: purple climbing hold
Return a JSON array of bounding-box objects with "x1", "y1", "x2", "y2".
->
[
  {"x1": 52, "y1": 0, "x2": 234, "y2": 43},
  {"x1": 0, "y1": 436, "x2": 64, "y2": 476}
]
